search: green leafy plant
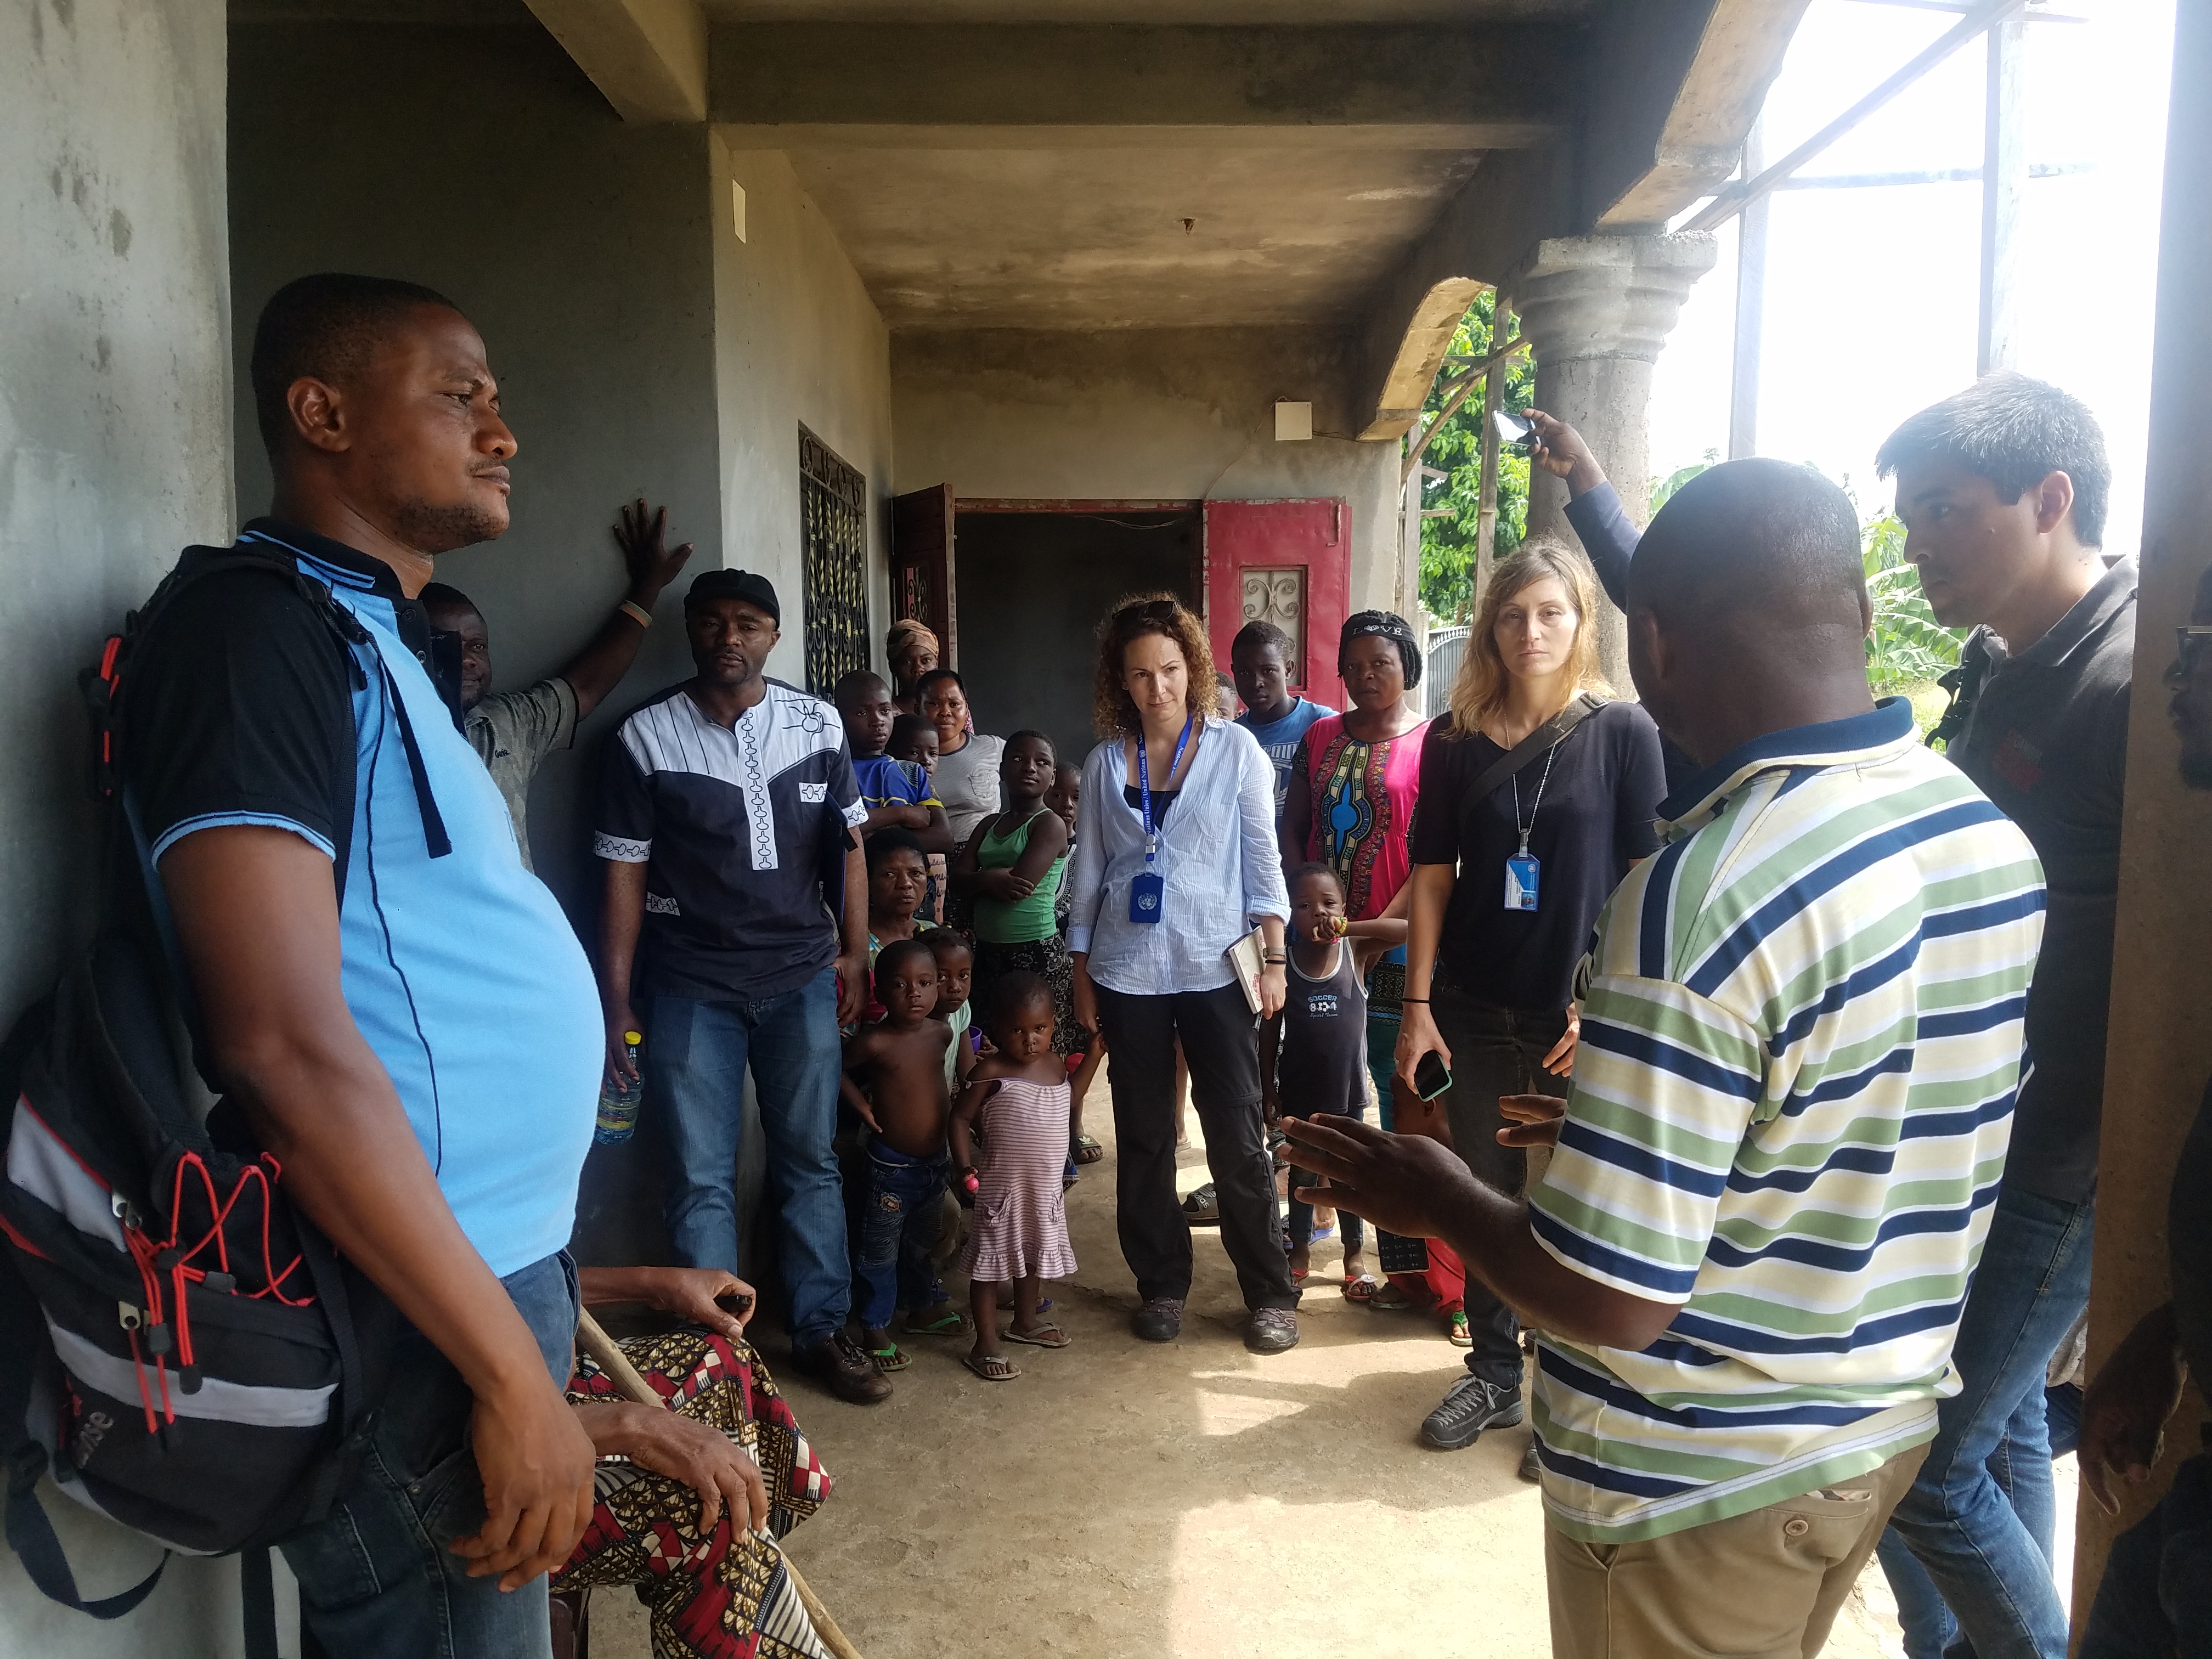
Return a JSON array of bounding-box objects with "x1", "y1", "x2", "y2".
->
[
  {"x1": 1411, "y1": 292, "x2": 1537, "y2": 622},
  {"x1": 1861, "y1": 511, "x2": 1964, "y2": 692}
]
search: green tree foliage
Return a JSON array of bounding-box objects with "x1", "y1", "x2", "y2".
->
[
  {"x1": 1860, "y1": 510, "x2": 1963, "y2": 691},
  {"x1": 1637, "y1": 458, "x2": 1966, "y2": 697},
  {"x1": 1413, "y1": 293, "x2": 1537, "y2": 622}
]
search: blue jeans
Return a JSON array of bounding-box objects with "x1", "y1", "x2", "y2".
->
[
  {"x1": 280, "y1": 1253, "x2": 579, "y2": 1658},
  {"x1": 1885, "y1": 1184, "x2": 2095, "y2": 1659},
  {"x1": 854, "y1": 1143, "x2": 949, "y2": 1330},
  {"x1": 647, "y1": 971, "x2": 850, "y2": 1346},
  {"x1": 2083, "y1": 1449, "x2": 2212, "y2": 1658}
]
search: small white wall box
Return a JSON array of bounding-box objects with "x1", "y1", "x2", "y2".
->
[
  {"x1": 1274, "y1": 400, "x2": 1313, "y2": 441},
  {"x1": 731, "y1": 180, "x2": 747, "y2": 244}
]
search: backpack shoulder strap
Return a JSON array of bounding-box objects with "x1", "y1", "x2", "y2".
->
[{"x1": 1458, "y1": 692, "x2": 1610, "y2": 824}]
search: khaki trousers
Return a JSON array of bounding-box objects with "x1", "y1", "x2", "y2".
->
[{"x1": 1547, "y1": 1443, "x2": 1928, "y2": 1659}]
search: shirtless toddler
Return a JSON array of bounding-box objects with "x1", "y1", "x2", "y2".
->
[{"x1": 841, "y1": 940, "x2": 955, "y2": 1370}]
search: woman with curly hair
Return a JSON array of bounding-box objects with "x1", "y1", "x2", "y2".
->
[{"x1": 1065, "y1": 594, "x2": 1299, "y2": 1353}]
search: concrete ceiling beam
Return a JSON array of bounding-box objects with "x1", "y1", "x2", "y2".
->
[
  {"x1": 1583, "y1": 0, "x2": 1812, "y2": 229},
  {"x1": 1346, "y1": 0, "x2": 1805, "y2": 437},
  {"x1": 709, "y1": 22, "x2": 1578, "y2": 147},
  {"x1": 524, "y1": 0, "x2": 709, "y2": 124}
]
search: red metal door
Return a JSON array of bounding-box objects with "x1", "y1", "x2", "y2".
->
[
  {"x1": 891, "y1": 484, "x2": 957, "y2": 667},
  {"x1": 1203, "y1": 498, "x2": 1351, "y2": 712}
]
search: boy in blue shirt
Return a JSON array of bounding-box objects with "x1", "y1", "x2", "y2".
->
[{"x1": 1231, "y1": 620, "x2": 1333, "y2": 813}]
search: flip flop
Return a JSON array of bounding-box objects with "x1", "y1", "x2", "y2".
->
[
  {"x1": 1290, "y1": 1266, "x2": 1311, "y2": 1286},
  {"x1": 1446, "y1": 1311, "x2": 1472, "y2": 1348},
  {"x1": 1073, "y1": 1135, "x2": 1104, "y2": 1165},
  {"x1": 1369, "y1": 1282, "x2": 1418, "y2": 1313},
  {"x1": 869, "y1": 1343, "x2": 912, "y2": 1372},
  {"x1": 996, "y1": 1293, "x2": 1054, "y2": 1314},
  {"x1": 1004, "y1": 1322, "x2": 1071, "y2": 1349},
  {"x1": 1305, "y1": 1224, "x2": 1336, "y2": 1247},
  {"x1": 1342, "y1": 1273, "x2": 1380, "y2": 1303},
  {"x1": 902, "y1": 1306, "x2": 971, "y2": 1337},
  {"x1": 962, "y1": 1352, "x2": 1022, "y2": 1381}
]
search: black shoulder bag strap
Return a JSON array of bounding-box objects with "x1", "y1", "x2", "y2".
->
[{"x1": 1457, "y1": 692, "x2": 1610, "y2": 833}]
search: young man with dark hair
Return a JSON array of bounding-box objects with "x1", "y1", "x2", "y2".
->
[
  {"x1": 1874, "y1": 373, "x2": 2128, "y2": 1659},
  {"x1": 1231, "y1": 618, "x2": 1334, "y2": 811},
  {"x1": 1288, "y1": 458, "x2": 2044, "y2": 1659},
  {"x1": 126, "y1": 271, "x2": 606, "y2": 1652},
  {"x1": 420, "y1": 497, "x2": 692, "y2": 871},
  {"x1": 594, "y1": 571, "x2": 888, "y2": 1404}
]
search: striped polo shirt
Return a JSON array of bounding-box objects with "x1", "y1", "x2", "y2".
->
[{"x1": 1528, "y1": 697, "x2": 2045, "y2": 1543}]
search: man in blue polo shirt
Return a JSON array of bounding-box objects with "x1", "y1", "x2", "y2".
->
[
  {"x1": 595, "y1": 574, "x2": 885, "y2": 1403},
  {"x1": 124, "y1": 273, "x2": 603, "y2": 1655}
]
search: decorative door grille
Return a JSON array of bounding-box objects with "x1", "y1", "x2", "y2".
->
[{"x1": 799, "y1": 425, "x2": 869, "y2": 697}]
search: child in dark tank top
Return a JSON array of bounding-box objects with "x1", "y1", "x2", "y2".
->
[{"x1": 1262, "y1": 864, "x2": 1405, "y2": 1293}]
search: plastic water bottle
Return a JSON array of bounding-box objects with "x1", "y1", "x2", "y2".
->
[{"x1": 595, "y1": 1032, "x2": 644, "y2": 1145}]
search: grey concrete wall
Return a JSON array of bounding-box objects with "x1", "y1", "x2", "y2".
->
[
  {"x1": 228, "y1": 17, "x2": 725, "y2": 924},
  {"x1": 892, "y1": 328, "x2": 1403, "y2": 693},
  {"x1": 710, "y1": 141, "x2": 896, "y2": 678},
  {"x1": 2073, "y1": 0, "x2": 2212, "y2": 1618},
  {"x1": 0, "y1": 4, "x2": 263, "y2": 1652}
]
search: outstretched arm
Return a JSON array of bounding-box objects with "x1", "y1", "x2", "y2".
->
[
  {"x1": 559, "y1": 500, "x2": 695, "y2": 722},
  {"x1": 1283, "y1": 1114, "x2": 1677, "y2": 1351},
  {"x1": 1527, "y1": 412, "x2": 1635, "y2": 614},
  {"x1": 162, "y1": 827, "x2": 596, "y2": 1590}
]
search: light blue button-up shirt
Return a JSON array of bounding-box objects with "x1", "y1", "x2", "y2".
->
[{"x1": 1066, "y1": 717, "x2": 1291, "y2": 996}]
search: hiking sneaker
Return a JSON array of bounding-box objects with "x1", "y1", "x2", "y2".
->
[
  {"x1": 1419, "y1": 1374, "x2": 1523, "y2": 1451},
  {"x1": 793, "y1": 1330, "x2": 894, "y2": 1404},
  {"x1": 1244, "y1": 1307, "x2": 1299, "y2": 1355},
  {"x1": 1131, "y1": 1297, "x2": 1184, "y2": 1342}
]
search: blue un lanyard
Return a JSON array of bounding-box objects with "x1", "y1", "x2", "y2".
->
[{"x1": 1138, "y1": 714, "x2": 1195, "y2": 867}]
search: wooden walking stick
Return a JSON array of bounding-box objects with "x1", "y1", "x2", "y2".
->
[{"x1": 574, "y1": 1311, "x2": 866, "y2": 1659}]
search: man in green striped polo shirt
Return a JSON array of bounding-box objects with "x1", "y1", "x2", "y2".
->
[{"x1": 1287, "y1": 460, "x2": 2045, "y2": 1659}]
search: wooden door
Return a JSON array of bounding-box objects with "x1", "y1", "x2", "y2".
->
[
  {"x1": 1203, "y1": 498, "x2": 1351, "y2": 712},
  {"x1": 891, "y1": 484, "x2": 957, "y2": 667}
]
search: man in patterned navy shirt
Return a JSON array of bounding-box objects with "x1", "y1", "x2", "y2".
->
[{"x1": 594, "y1": 569, "x2": 888, "y2": 1404}]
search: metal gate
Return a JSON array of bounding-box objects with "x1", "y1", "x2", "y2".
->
[{"x1": 799, "y1": 425, "x2": 869, "y2": 697}]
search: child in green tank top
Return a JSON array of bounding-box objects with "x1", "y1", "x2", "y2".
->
[{"x1": 952, "y1": 732, "x2": 1091, "y2": 1059}]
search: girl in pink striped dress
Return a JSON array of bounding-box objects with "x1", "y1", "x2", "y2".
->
[{"x1": 950, "y1": 971, "x2": 1077, "y2": 1381}]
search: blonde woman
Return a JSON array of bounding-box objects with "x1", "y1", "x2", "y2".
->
[
  {"x1": 1065, "y1": 595, "x2": 1299, "y2": 1353},
  {"x1": 1394, "y1": 539, "x2": 1666, "y2": 1457}
]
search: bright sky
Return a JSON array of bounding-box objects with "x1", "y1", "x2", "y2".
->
[{"x1": 1649, "y1": 0, "x2": 2177, "y2": 552}]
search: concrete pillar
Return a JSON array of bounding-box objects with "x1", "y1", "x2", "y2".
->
[
  {"x1": 1507, "y1": 232, "x2": 1718, "y2": 690},
  {"x1": 2071, "y1": 0, "x2": 2212, "y2": 1627},
  {"x1": 1, "y1": 2, "x2": 255, "y2": 1655}
]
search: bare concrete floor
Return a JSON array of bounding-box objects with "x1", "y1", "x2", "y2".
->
[{"x1": 593, "y1": 1087, "x2": 2083, "y2": 1658}]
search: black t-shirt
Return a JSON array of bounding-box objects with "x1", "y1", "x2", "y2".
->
[
  {"x1": 1409, "y1": 700, "x2": 1666, "y2": 1012},
  {"x1": 1949, "y1": 559, "x2": 2135, "y2": 1203},
  {"x1": 125, "y1": 549, "x2": 359, "y2": 871}
]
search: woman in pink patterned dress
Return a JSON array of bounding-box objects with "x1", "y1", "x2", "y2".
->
[{"x1": 1277, "y1": 612, "x2": 1458, "y2": 1329}]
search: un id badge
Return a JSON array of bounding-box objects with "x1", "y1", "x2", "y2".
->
[
  {"x1": 1504, "y1": 855, "x2": 1541, "y2": 912},
  {"x1": 1130, "y1": 870, "x2": 1166, "y2": 923}
]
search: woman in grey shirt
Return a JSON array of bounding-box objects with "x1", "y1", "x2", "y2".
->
[
  {"x1": 916, "y1": 668, "x2": 1005, "y2": 844},
  {"x1": 1067, "y1": 595, "x2": 1297, "y2": 1354}
]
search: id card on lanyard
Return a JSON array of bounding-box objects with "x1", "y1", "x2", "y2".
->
[
  {"x1": 1505, "y1": 741, "x2": 1560, "y2": 913},
  {"x1": 1130, "y1": 714, "x2": 1194, "y2": 924}
]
